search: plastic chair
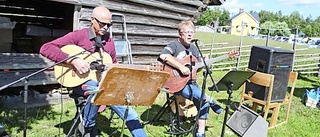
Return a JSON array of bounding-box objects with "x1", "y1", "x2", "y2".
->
[
  {"x1": 239, "y1": 68, "x2": 280, "y2": 127},
  {"x1": 109, "y1": 13, "x2": 133, "y2": 64}
]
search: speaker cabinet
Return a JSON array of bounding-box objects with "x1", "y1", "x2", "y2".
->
[
  {"x1": 248, "y1": 46, "x2": 294, "y2": 102},
  {"x1": 226, "y1": 105, "x2": 268, "y2": 137}
]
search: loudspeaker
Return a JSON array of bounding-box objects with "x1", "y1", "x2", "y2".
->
[
  {"x1": 248, "y1": 46, "x2": 294, "y2": 102},
  {"x1": 226, "y1": 105, "x2": 268, "y2": 137}
]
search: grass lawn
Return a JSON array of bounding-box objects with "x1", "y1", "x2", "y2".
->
[{"x1": 1, "y1": 32, "x2": 320, "y2": 136}]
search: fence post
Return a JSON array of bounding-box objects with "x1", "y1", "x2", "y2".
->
[
  {"x1": 318, "y1": 54, "x2": 320, "y2": 77},
  {"x1": 236, "y1": 20, "x2": 247, "y2": 70},
  {"x1": 209, "y1": 20, "x2": 219, "y2": 59}
]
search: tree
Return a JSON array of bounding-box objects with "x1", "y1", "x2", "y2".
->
[
  {"x1": 259, "y1": 21, "x2": 273, "y2": 35},
  {"x1": 197, "y1": 8, "x2": 320, "y2": 37},
  {"x1": 259, "y1": 10, "x2": 273, "y2": 23},
  {"x1": 304, "y1": 25, "x2": 313, "y2": 37},
  {"x1": 260, "y1": 21, "x2": 291, "y2": 36},
  {"x1": 285, "y1": 11, "x2": 303, "y2": 28},
  {"x1": 274, "y1": 22, "x2": 290, "y2": 36},
  {"x1": 196, "y1": 7, "x2": 229, "y2": 26},
  {"x1": 219, "y1": 9, "x2": 230, "y2": 26}
]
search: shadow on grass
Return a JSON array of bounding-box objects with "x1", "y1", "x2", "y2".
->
[
  {"x1": 297, "y1": 74, "x2": 319, "y2": 85},
  {"x1": 140, "y1": 103, "x2": 197, "y2": 136},
  {"x1": 140, "y1": 104, "x2": 168, "y2": 126},
  {"x1": 54, "y1": 112, "x2": 123, "y2": 137},
  {"x1": 0, "y1": 104, "x2": 57, "y2": 136}
]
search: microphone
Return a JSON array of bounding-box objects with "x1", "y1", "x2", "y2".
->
[
  {"x1": 191, "y1": 39, "x2": 198, "y2": 43},
  {"x1": 90, "y1": 62, "x2": 105, "y2": 72},
  {"x1": 191, "y1": 39, "x2": 205, "y2": 47},
  {"x1": 94, "y1": 36, "x2": 103, "y2": 49}
]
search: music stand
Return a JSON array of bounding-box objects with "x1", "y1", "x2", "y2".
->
[
  {"x1": 216, "y1": 70, "x2": 255, "y2": 137},
  {"x1": 91, "y1": 66, "x2": 170, "y2": 137}
]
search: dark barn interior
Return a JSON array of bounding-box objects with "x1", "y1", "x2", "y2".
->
[{"x1": 0, "y1": 0, "x2": 74, "y2": 53}]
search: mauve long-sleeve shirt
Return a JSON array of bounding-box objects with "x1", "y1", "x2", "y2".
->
[{"x1": 40, "y1": 28, "x2": 117, "y2": 63}]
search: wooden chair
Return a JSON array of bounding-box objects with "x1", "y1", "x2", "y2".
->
[
  {"x1": 270, "y1": 71, "x2": 298, "y2": 127},
  {"x1": 239, "y1": 68, "x2": 280, "y2": 127}
]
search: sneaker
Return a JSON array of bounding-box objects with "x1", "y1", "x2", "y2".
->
[
  {"x1": 78, "y1": 123, "x2": 100, "y2": 137},
  {"x1": 196, "y1": 132, "x2": 206, "y2": 137},
  {"x1": 210, "y1": 102, "x2": 223, "y2": 114},
  {"x1": 78, "y1": 123, "x2": 85, "y2": 135}
]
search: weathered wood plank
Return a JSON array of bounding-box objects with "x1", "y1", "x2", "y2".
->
[
  {"x1": 52, "y1": 0, "x2": 201, "y2": 17},
  {"x1": 120, "y1": 36, "x2": 176, "y2": 45},
  {"x1": 294, "y1": 63, "x2": 320, "y2": 68},
  {"x1": 79, "y1": 4, "x2": 190, "y2": 22},
  {"x1": 294, "y1": 67, "x2": 319, "y2": 71},
  {"x1": 111, "y1": 24, "x2": 178, "y2": 37},
  {"x1": 133, "y1": 52, "x2": 160, "y2": 56},
  {"x1": 0, "y1": 53, "x2": 54, "y2": 70},
  {"x1": 168, "y1": 0, "x2": 203, "y2": 7},
  {"x1": 126, "y1": 0, "x2": 199, "y2": 15},
  {"x1": 0, "y1": 70, "x2": 57, "y2": 88},
  {"x1": 112, "y1": 13, "x2": 181, "y2": 28},
  {"x1": 132, "y1": 56, "x2": 160, "y2": 65},
  {"x1": 132, "y1": 45, "x2": 164, "y2": 52},
  {"x1": 0, "y1": 92, "x2": 70, "y2": 109}
]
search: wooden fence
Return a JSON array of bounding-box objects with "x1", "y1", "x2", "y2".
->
[{"x1": 200, "y1": 44, "x2": 320, "y2": 76}]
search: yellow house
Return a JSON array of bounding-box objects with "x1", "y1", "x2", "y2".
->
[{"x1": 227, "y1": 9, "x2": 260, "y2": 36}]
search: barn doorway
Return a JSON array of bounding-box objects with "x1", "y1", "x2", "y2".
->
[{"x1": 0, "y1": 0, "x2": 74, "y2": 53}]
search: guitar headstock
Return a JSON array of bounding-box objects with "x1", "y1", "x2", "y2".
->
[{"x1": 227, "y1": 50, "x2": 239, "y2": 58}]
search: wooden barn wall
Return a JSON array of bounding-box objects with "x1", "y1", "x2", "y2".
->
[
  {"x1": 0, "y1": 0, "x2": 211, "y2": 89},
  {"x1": 0, "y1": 53, "x2": 56, "y2": 88},
  {"x1": 51, "y1": 0, "x2": 208, "y2": 64}
]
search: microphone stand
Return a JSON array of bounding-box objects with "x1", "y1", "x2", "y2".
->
[
  {"x1": 191, "y1": 40, "x2": 220, "y2": 135},
  {"x1": 0, "y1": 45, "x2": 98, "y2": 137},
  {"x1": 193, "y1": 39, "x2": 219, "y2": 93}
]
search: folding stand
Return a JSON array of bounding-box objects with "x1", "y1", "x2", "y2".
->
[
  {"x1": 0, "y1": 45, "x2": 101, "y2": 137},
  {"x1": 215, "y1": 70, "x2": 255, "y2": 137},
  {"x1": 91, "y1": 66, "x2": 170, "y2": 137},
  {"x1": 144, "y1": 91, "x2": 197, "y2": 135}
]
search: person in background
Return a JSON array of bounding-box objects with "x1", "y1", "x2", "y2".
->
[
  {"x1": 40, "y1": 6, "x2": 147, "y2": 137},
  {"x1": 159, "y1": 20, "x2": 237, "y2": 137}
]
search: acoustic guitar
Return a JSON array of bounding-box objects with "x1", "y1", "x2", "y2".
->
[
  {"x1": 162, "y1": 51, "x2": 238, "y2": 93},
  {"x1": 54, "y1": 45, "x2": 163, "y2": 87}
]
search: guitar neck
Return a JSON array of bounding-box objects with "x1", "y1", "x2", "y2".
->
[{"x1": 194, "y1": 54, "x2": 228, "y2": 69}]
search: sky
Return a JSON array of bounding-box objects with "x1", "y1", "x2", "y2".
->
[{"x1": 217, "y1": 0, "x2": 320, "y2": 19}]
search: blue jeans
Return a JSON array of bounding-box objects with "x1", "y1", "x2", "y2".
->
[
  {"x1": 179, "y1": 83, "x2": 209, "y2": 119},
  {"x1": 73, "y1": 80, "x2": 147, "y2": 137}
]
